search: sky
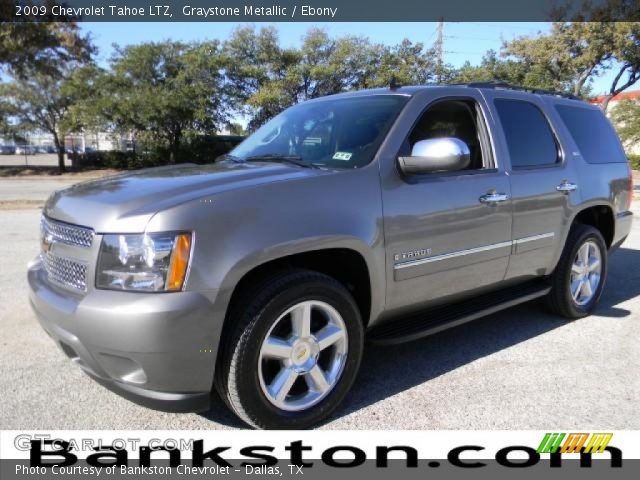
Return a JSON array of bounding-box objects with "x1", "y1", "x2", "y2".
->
[{"x1": 81, "y1": 22, "x2": 636, "y2": 96}]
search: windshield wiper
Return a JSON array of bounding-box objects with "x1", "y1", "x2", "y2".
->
[
  {"x1": 217, "y1": 153, "x2": 245, "y2": 163},
  {"x1": 244, "y1": 154, "x2": 317, "y2": 169}
]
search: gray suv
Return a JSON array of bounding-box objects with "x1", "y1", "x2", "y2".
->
[{"x1": 28, "y1": 83, "x2": 633, "y2": 429}]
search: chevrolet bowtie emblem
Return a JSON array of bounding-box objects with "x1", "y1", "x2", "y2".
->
[{"x1": 41, "y1": 233, "x2": 54, "y2": 253}]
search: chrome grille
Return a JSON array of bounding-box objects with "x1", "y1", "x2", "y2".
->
[
  {"x1": 41, "y1": 252, "x2": 88, "y2": 291},
  {"x1": 41, "y1": 215, "x2": 94, "y2": 248}
]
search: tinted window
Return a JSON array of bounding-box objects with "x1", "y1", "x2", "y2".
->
[
  {"x1": 231, "y1": 95, "x2": 408, "y2": 169},
  {"x1": 495, "y1": 99, "x2": 559, "y2": 168},
  {"x1": 556, "y1": 104, "x2": 627, "y2": 164},
  {"x1": 406, "y1": 99, "x2": 489, "y2": 171}
]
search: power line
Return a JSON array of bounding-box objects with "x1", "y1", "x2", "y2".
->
[
  {"x1": 445, "y1": 35, "x2": 503, "y2": 41},
  {"x1": 425, "y1": 26, "x2": 439, "y2": 44},
  {"x1": 444, "y1": 50, "x2": 488, "y2": 55},
  {"x1": 460, "y1": 22, "x2": 544, "y2": 33}
]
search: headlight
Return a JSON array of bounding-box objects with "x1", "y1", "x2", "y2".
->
[{"x1": 96, "y1": 232, "x2": 192, "y2": 292}]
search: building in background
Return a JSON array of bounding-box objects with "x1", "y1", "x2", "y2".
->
[{"x1": 0, "y1": 130, "x2": 122, "y2": 152}]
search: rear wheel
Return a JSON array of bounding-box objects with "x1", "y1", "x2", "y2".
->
[
  {"x1": 546, "y1": 224, "x2": 607, "y2": 319},
  {"x1": 216, "y1": 269, "x2": 364, "y2": 429}
]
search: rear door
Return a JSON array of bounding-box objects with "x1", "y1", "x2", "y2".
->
[{"x1": 482, "y1": 91, "x2": 581, "y2": 281}]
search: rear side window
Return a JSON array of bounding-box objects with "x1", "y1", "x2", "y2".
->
[
  {"x1": 555, "y1": 104, "x2": 627, "y2": 164},
  {"x1": 494, "y1": 99, "x2": 559, "y2": 168}
]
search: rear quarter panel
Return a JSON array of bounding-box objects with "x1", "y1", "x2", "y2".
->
[{"x1": 542, "y1": 96, "x2": 632, "y2": 250}]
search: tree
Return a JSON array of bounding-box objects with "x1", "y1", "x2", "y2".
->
[
  {"x1": 450, "y1": 50, "x2": 531, "y2": 85},
  {"x1": 100, "y1": 41, "x2": 228, "y2": 162},
  {"x1": 611, "y1": 98, "x2": 640, "y2": 150},
  {"x1": 227, "y1": 122, "x2": 247, "y2": 136},
  {"x1": 375, "y1": 39, "x2": 439, "y2": 87},
  {"x1": 599, "y1": 23, "x2": 640, "y2": 110},
  {"x1": 224, "y1": 26, "x2": 440, "y2": 129},
  {"x1": 0, "y1": 68, "x2": 90, "y2": 172},
  {"x1": 502, "y1": 23, "x2": 604, "y2": 95},
  {"x1": 223, "y1": 26, "x2": 300, "y2": 129},
  {"x1": 0, "y1": 1, "x2": 94, "y2": 78},
  {"x1": 502, "y1": 21, "x2": 640, "y2": 105}
]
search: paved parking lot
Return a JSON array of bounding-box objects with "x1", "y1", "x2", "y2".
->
[{"x1": 1, "y1": 178, "x2": 639, "y2": 429}]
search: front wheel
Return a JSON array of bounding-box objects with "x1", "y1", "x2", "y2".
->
[
  {"x1": 216, "y1": 269, "x2": 364, "y2": 429},
  {"x1": 546, "y1": 224, "x2": 608, "y2": 319}
]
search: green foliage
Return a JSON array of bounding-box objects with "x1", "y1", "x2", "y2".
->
[
  {"x1": 611, "y1": 99, "x2": 640, "y2": 147},
  {"x1": 94, "y1": 41, "x2": 228, "y2": 162},
  {"x1": 449, "y1": 50, "x2": 531, "y2": 85},
  {"x1": 499, "y1": 22, "x2": 639, "y2": 101},
  {"x1": 223, "y1": 26, "x2": 440, "y2": 129},
  {"x1": 627, "y1": 154, "x2": 640, "y2": 170},
  {"x1": 4, "y1": 20, "x2": 640, "y2": 173},
  {"x1": 75, "y1": 136, "x2": 243, "y2": 169},
  {"x1": 0, "y1": 2, "x2": 94, "y2": 78},
  {"x1": 0, "y1": 67, "x2": 95, "y2": 171}
]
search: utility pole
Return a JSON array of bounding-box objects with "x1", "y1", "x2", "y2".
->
[{"x1": 436, "y1": 17, "x2": 444, "y2": 83}]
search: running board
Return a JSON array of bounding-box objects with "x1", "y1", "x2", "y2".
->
[{"x1": 367, "y1": 281, "x2": 551, "y2": 345}]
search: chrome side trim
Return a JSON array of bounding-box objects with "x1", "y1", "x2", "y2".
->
[
  {"x1": 394, "y1": 240, "x2": 513, "y2": 270},
  {"x1": 514, "y1": 232, "x2": 555, "y2": 245},
  {"x1": 394, "y1": 232, "x2": 555, "y2": 271}
]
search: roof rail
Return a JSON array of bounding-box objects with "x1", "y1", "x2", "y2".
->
[{"x1": 453, "y1": 80, "x2": 581, "y2": 100}]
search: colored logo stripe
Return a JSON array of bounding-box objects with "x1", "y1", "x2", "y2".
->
[
  {"x1": 584, "y1": 433, "x2": 613, "y2": 453},
  {"x1": 537, "y1": 433, "x2": 613, "y2": 454},
  {"x1": 560, "y1": 433, "x2": 589, "y2": 453},
  {"x1": 537, "y1": 433, "x2": 566, "y2": 453}
]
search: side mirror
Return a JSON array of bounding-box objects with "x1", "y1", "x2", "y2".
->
[{"x1": 397, "y1": 137, "x2": 471, "y2": 175}]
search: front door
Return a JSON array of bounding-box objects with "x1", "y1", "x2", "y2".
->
[{"x1": 380, "y1": 91, "x2": 513, "y2": 314}]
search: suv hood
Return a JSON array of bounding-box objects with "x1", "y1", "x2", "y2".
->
[{"x1": 44, "y1": 162, "x2": 327, "y2": 232}]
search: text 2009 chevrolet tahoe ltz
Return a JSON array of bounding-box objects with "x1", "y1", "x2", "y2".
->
[{"x1": 29, "y1": 84, "x2": 633, "y2": 429}]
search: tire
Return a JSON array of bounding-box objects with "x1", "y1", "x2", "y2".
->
[
  {"x1": 215, "y1": 269, "x2": 364, "y2": 429},
  {"x1": 546, "y1": 224, "x2": 608, "y2": 319}
]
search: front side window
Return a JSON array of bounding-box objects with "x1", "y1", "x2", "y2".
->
[
  {"x1": 230, "y1": 95, "x2": 408, "y2": 169},
  {"x1": 402, "y1": 99, "x2": 491, "y2": 172},
  {"x1": 494, "y1": 99, "x2": 559, "y2": 168}
]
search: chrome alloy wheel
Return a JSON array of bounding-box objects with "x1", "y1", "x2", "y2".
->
[
  {"x1": 570, "y1": 240, "x2": 602, "y2": 306},
  {"x1": 258, "y1": 300, "x2": 348, "y2": 411}
]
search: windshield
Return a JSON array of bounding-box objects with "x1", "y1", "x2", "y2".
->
[{"x1": 230, "y1": 95, "x2": 408, "y2": 169}]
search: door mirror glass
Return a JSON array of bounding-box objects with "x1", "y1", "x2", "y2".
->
[{"x1": 398, "y1": 137, "x2": 471, "y2": 175}]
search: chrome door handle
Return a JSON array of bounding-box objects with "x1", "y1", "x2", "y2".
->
[
  {"x1": 556, "y1": 180, "x2": 577, "y2": 193},
  {"x1": 479, "y1": 192, "x2": 510, "y2": 204}
]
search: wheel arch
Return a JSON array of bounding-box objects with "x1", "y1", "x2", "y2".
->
[
  {"x1": 570, "y1": 204, "x2": 615, "y2": 249},
  {"x1": 224, "y1": 247, "x2": 373, "y2": 328},
  {"x1": 212, "y1": 246, "x2": 374, "y2": 399}
]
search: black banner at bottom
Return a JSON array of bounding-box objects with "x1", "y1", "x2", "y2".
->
[{"x1": 1, "y1": 459, "x2": 636, "y2": 480}]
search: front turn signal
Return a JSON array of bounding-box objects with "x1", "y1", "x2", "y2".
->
[{"x1": 167, "y1": 233, "x2": 192, "y2": 291}]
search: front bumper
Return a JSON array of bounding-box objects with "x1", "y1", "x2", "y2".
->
[{"x1": 28, "y1": 257, "x2": 221, "y2": 413}]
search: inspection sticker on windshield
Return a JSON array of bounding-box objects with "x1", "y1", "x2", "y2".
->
[{"x1": 333, "y1": 152, "x2": 352, "y2": 161}]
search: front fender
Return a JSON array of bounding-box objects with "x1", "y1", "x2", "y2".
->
[{"x1": 145, "y1": 165, "x2": 386, "y2": 338}]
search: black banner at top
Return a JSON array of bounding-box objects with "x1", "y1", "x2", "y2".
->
[{"x1": 3, "y1": 0, "x2": 640, "y2": 22}]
